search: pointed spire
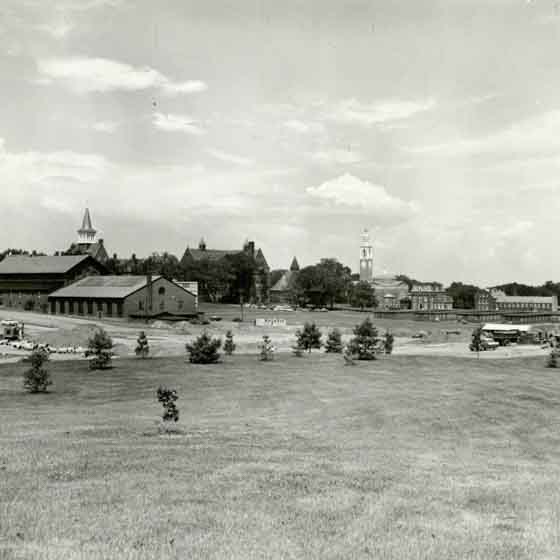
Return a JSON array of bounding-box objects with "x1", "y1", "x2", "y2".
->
[
  {"x1": 77, "y1": 207, "x2": 97, "y2": 245},
  {"x1": 290, "y1": 257, "x2": 300, "y2": 271},
  {"x1": 81, "y1": 208, "x2": 93, "y2": 231},
  {"x1": 198, "y1": 237, "x2": 207, "y2": 251}
]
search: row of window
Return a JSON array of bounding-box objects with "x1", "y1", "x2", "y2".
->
[{"x1": 50, "y1": 300, "x2": 123, "y2": 317}]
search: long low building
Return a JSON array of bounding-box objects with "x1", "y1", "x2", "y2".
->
[
  {"x1": 476, "y1": 289, "x2": 558, "y2": 313},
  {"x1": 48, "y1": 275, "x2": 197, "y2": 318}
]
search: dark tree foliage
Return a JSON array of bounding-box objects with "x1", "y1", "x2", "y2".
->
[
  {"x1": 87, "y1": 328, "x2": 114, "y2": 370},
  {"x1": 291, "y1": 335, "x2": 305, "y2": 357},
  {"x1": 259, "y1": 335, "x2": 274, "y2": 361},
  {"x1": 348, "y1": 317, "x2": 380, "y2": 360},
  {"x1": 135, "y1": 331, "x2": 149, "y2": 358},
  {"x1": 470, "y1": 327, "x2": 483, "y2": 357},
  {"x1": 186, "y1": 331, "x2": 221, "y2": 364},
  {"x1": 446, "y1": 282, "x2": 480, "y2": 309},
  {"x1": 546, "y1": 351, "x2": 559, "y2": 368},
  {"x1": 349, "y1": 281, "x2": 377, "y2": 310},
  {"x1": 157, "y1": 386, "x2": 179, "y2": 422},
  {"x1": 23, "y1": 349, "x2": 52, "y2": 393},
  {"x1": 295, "y1": 322, "x2": 323, "y2": 353},
  {"x1": 224, "y1": 330, "x2": 236, "y2": 355},
  {"x1": 325, "y1": 328, "x2": 343, "y2": 353}
]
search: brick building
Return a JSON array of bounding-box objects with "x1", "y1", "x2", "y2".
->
[
  {"x1": 48, "y1": 275, "x2": 197, "y2": 318},
  {"x1": 410, "y1": 283, "x2": 453, "y2": 311},
  {"x1": 0, "y1": 255, "x2": 107, "y2": 312},
  {"x1": 475, "y1": 288, "x2": 558, "y2": 313}
]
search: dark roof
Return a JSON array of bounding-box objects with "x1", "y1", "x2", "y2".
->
[
  {"x1": 290, "y1": 257, "x2": 300, "y2": 271},
  {"x1": 49, "y1": 275, "x2": 162, "y2": 299},
  {"x1": 184, "y1": 248, "x2": 240, "y2": 262},
  {"x1": 0, "y1": 255, "x2": 91, "y2": 274},
  {"x1": 271, "y1": 270, "x2": 297, "y2": 292}
]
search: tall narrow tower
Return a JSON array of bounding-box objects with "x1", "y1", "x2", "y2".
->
[
  {"x1": 77, "y1": 208, "x2": 97, "y2": 246},
  {"x1": 359, "y1": 229, "x2": 373, "y2": 282}
]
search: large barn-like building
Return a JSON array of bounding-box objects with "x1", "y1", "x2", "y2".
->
[
  {"x1": 48, "y1": 275, "x2": 197, "y2": 318},
  {"x1": 0, "y1": 255, "x2": 107, "y2": 312}
]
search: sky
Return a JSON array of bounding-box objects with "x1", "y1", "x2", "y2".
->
[{"x1": 1, "y1": 0, "x2": 560, "y2": 286}]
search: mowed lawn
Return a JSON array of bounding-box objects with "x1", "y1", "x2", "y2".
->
[{"x1": 2, "y1": 354, "x2": 560, "y2": 559}]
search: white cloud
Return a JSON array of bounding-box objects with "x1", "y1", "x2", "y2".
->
[
  {"x1": 207, "y1": 149, "x2": 254, "y2": 167},
  {"x1": 328, "y1": 98, "x2": 436, "y2": 126},
  {"x1": 309, "y1": 149, "x2": 363, "y2": 165},
  {"x1": 306, "y1": 173, "x2": 418, "y2": 219},
  {"x1": 37, "y1": 56, "x2": 207, "y2": 96},
  {"x1": 92, "y1": 120, "x2": 119, "y2": 133},
  {"x1": 283, "y1": 119, "x2": 326, "y2": 135},
  {"x1": 152, "y1": 112, "x2": 205, "y2": 135}
]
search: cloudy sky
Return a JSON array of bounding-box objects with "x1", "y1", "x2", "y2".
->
[{"x1": 1, "y1": 0, "x2": 560, "y2": 285}]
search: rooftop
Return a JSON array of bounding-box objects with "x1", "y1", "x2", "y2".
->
[
  {"x1": 49, "y1": 275, "x2": 162, "y2": 299},
  {"x1": 0, "y1": 255, "x2": 91, "y2": 274}
]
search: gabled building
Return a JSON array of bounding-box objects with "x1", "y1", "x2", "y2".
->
[
  {"x1": 48, "y1": 275, "x2": 197, "y2": 318},
  {"x1": 475, "y1": 288, "x2": 558, "y2": 313},
  {"x1": 270, "y1": 257, "x2": 300, "y2": 303},
  {"x1": 65, "y1": 208, "x2": 109, "y2": 264},
  {"x1": 410, "y1": 283, "x2": 453, "y2": 311},
  {"x1": 0, "y1": 254, "x2": 107, "y2": 312},
  {"x1": 180, "y1": 238, "x2": 270, "y2": 303}
]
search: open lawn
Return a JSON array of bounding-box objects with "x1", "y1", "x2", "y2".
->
[{"x1": 2, "y1": 353, "x2": 560, "y2": 559}]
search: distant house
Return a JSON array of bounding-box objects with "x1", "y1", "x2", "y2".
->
[
  {"x1": 48, "y1": 275, "x2": 197, "y2": 318},
  {"x1": 180, "y1": 239, "x2": 270, "y2": 303},
  {"x1": 475, "y1": 289, "x2": 558, "y2": 313},
  {"x1": 270, "y1": 257, "x2": 300, "y2": 304},
  {"x1": 410, "y1": 283, "x2": 453, "y2": 311},
  {"x1": 65, "y1": 208, "x2": 109, "y2": 264},
  {"x1": 0, "y1": 254, "x2": 107, "y2": 312}
]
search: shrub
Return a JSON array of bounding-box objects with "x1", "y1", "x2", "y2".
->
[
  {"x1": 259, "y1": 335, "x2": 274, "y2": 361},
  {"x1": 86, "y1": 328, "x2": 114, "y2": 370},
  {"x1": 232, "y1": 317, "x2": 243, "y2": 323},
  {"x1": 292, "y1": 333, "x2": 305, "y2": 357},
  {"x1": 470, "y1": 327, "x2": 483, "y2": 355},
  {"x1": 347, "y1": 317, "x2": 380, "y2": 360},
  {"x1": 325, "y1": 328, "x2": 343, "y2": 353},
  {"x1": 186, "y1": 331, "x2": 221, "y2": 364},
  {"x1": 157, "y1": 385, "x2": 179, "y2": 422},
  {"x1": 343, "y1": 344, "x2": 355, "y2": 366},
  {"x1": 23, "y1": 299, "x2": 35, "y2": 311},
  {"x1": 23, "y1": 348, "x2": 52, "y2": 393},
  {"x1": 384, "y1": 331, "x2": 394, "y2": 355},
  {"x1": 224, "y1": 330, "x2": 236, "y2": 355},
  {"x1": 135, "y1": 331, "x2": 149, "y2": 358},
  {"x1": 547, "y1": 350, "x2": 559, "y2": 368},
  {"x1": 296, "y1": 322, "x2": 322, "y2": 353}
]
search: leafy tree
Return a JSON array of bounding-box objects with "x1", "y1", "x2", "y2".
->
[
  {"x1": 157, "y1": 386, "x2": 179, "y2": 422},
  {"x1": 23, "y1": 349, "x2": 52, "y2": 393},
  {"x1": 87, "y1": 328, "x2": 114, "y2": 370},
  {"x1": 224, "y1": 330, "x2": 236, "y2": 355},
  {"x1": 446, "y1": 282, "x2": 480, "y2": 309},
  {"x1": 291, "y1": 335, "x2": 305, "y2": 357},
  {"x1": 350, "y1": 281, "x2": 377, "y2": 310},
  {"x1": 135, "y1": 331, "x2": 149, "y2": 358},
  {"x1": 295, "y1": 322, "x2": 322, "y2": 353},
  {"x1": 343, "y1": 344, "x2": 355, "y2": 365},
  {"x1": 384, "y1": 331, "x2": 394, "y2": 354},
  {"x1": 470, "y1": 327, "x2": 483, "y2": 357},
  {"x1": 546, "y1": 350, "x2": 559, "y2": 368},
  {"x1": 186, "y1": 331, "x2": 221, "y2": 364},
  {"x1": 259, "y1": 335, "x2": 274, "y2": 361},
  {"x1": 325, "y1": 328, "x2": 343, "y2": 353},
  {"x1": 347, "y1": 317, "x2": 380, "y2": 360}
]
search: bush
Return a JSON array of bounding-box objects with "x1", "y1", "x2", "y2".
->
[
  {"x1": 547, "y1": 350, "x2": 559, "y2": 368},
  {"x1": 259, "y1": 335, "x2": 274, "y2": 361},
  {"x1": 325, "y1": 329, "x2": 343, "y2": 353},
  {"x1": 135, "y1": 331, "x2": 149, "y2": 358},
  {"x1": 296, "y1": 322, "x2": 322, "y2": 353},
  {"x1": 470, "y1": 327, "x2": 483, "y2": 354},
  {"x1": 86, "y1": 328, "x2": 113, "y2": 370},
  {"x1": 224, "y1": 330, "x2": 236, "y2": 355},
  {"x1": 347, "y1": 317, "x2": 380, "y2": 360},
  {"x1": 157, "y1": 385, "x2": 179, "y2": 422},
  {"x1": 384, "y1": 332, "x2": 394, "y2": 355},
  {"x1": 23, "y1": 348, "x2": 52, "y2": 393},
  {"x1": 343, "y1": 344, "x2": 355, "y2": 366},
  {"x1": 186, "y1": 331, "x2": 221, "y2": 364},
  {"x1": 291, "y1": 334, "x2": 305, "y2": 357},
  {"x1": 232, "y1": 317, "x2": 243, "y2": 323},
  {"x1": 23, "y1": 299, "x2": 35, "y2": 311}
]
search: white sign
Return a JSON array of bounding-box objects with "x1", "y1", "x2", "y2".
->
[{"x1": 255, "y1": 318, "x2": 287, "y2": 327}]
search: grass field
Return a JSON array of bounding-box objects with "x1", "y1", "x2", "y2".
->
[{"x1": 2, "y1": 353, "x2": 560, "y2": 559}]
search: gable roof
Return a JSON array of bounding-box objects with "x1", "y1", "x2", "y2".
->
[
  {"x1": 0, "y1": 255, "x2": 92, "y2": 274},
  {"x1": 183, "y1": 248, "x2": 240, "y2": 262},
  {"x1": 271, "y1": 269, "x2": 297, "y2": 292},
  {"x1": 290, "y1": 257, "x2": 300, "y2": 271},
  {"x1": 49, "y1": 275, "x2": 163, "y2": 299}
]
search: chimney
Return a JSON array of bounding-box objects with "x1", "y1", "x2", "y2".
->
[{"x1": 146, "y1": 272, "x2": 153, "y2": 314}]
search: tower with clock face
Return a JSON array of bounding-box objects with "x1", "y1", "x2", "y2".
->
[{"x1": 359, "y1": 229, "x2": 373, "y2": 282}]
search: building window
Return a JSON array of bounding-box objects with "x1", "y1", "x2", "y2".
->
[
  {"x1": 158, "y1": 286, "x2": 165, "y2": 296},
  {"x1": 106, "y1": 302, "x2": 112, "y2": 316},
  {"x1": 138, "y1": 300, "x2": 144, "y2": 311},
  {"x1": 159, "y1": 300, "x2": 165, "y2": 311},
  {"x1": 178, "y1": 300, "x2": 183, "y2": 310},
  {"x1": 116, "y1": 302, "x2": 123, "y2": 317},
  {"x1": 69, "y1": 301, "x2": 74, "y2": 314},
  {"x1": 78, "y1": 300, "x2": 83, "y2": 315},
  {"x1": 87, "y1": 300, "x2": 93, "y2": 315}
]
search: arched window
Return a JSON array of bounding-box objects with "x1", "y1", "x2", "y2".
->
[{"x1": 158, "y1": 286, "x2": 165, "y2": 295}]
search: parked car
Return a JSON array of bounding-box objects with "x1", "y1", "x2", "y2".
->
[{"x1": 470, "y1": 335, "x2": 499, "y2": 351}]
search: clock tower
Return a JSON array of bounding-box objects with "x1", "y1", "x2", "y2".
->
[{"x1": 359, "y1": 229, "x2": 373, "y2": 282}]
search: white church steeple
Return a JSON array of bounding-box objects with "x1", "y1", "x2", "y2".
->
[
  {"x1": 77, "y1": 208, "x2": 97, "y2": 245},
  {"x1": 359, "y1": 228, "x2": 373, "y2": 282}
]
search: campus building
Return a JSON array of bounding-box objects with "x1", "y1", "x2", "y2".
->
[
  {"x1": 410, "y1": 283, "x2": 453, "y2": 311},
  {"x1": 0, "y1": 255, "x2": 107, "y2": 312},
  {"x1": 48, "y1": 275, "x2": 197, "y2": 318},
  {"x1": 371, "y1": 274, "x2": 410, "y2": 309},
  {"x1": 65, "y1": 208, "x2": 109, "y2": 264},
  {"x1": 475, "y1": 288, "x2": 558, "y2": 313},
  {"x1": 270, "y1": 257, "x2": 300, "y2": 304}
]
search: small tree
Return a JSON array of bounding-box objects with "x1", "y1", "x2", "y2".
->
[
  {"x1": 296, "y1": 322, "x2": 322, "y2": 353},
  {"x1": 325, "y1": 328, "x2": 343, "y2": 353},
  {"x1": 547, "y1": 350, "x2": 559, "y2": 368},
  {"x1": 343, "y1": 344, "x2": 355, "y2": 365},
  {"x1": 186, "y1": 331, "x2": 221, "y2": 364},
  {"x1": 384, "y1": 331, "x2": 394, "y2": 355},
  {"x1": 224, "y1": 330, "x2": 236, "y2": 355},
  {"x1": 348, "y1": 317, "x2": 380, "y2": 360},
  {"x1": 259, "y1": 335, "x2": 274, "y2": 361},
  {"x1": 157, "y1": 386, "x2": 179, "y2": 422},
  {"x1": 87, "y1": 328, "x2": 114, "y2": 370},
  {"x1": 23, "y1": 349, "x2": 52, "y2": 393},
  {"x1": 292, "y1": 332, "x2": 305, "y2": 357},
  {"x1": 135, "y1": 331, "x2": 149, "y2": 359}
]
